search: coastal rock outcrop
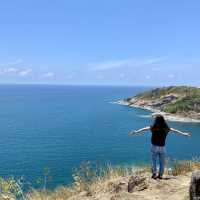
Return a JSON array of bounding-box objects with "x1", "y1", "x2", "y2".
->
[{"x1": 118, "y1": 86, "x2": 200, "y2": 122}]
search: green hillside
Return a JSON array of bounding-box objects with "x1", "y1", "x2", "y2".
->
[{"x1": 134, "y1": 86, "x2": 200, "y2": 114}]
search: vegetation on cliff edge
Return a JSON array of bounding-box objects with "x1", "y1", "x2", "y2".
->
[
  {"x1": 129, "y1": 86, "x2": 200, "y2": 114},
  {"x1": 1, "y1": 159, "x2": 200, "y2": 200}
]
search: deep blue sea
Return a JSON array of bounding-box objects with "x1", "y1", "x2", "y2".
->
[{"x1": 0, "y1": 85, "x2": 199, "y2": 189}]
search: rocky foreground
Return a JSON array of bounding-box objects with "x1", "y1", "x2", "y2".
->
[{"x1": 68, "y1": 172, "x2": 191, "y2": 200}]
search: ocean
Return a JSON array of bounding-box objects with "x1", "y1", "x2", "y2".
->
[{"x1": 0, "y1": 84, "x2": 199, "y2": 189}]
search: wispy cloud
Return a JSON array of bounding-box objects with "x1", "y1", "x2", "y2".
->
[
  {"x1": 0, "y1": 58, "x2": 24, "y2": 66},
  {"x1": 89, "y1": 59, "x2": 135, "y2": 71},
  {"x1": 18, "y1": 69, "x2": 32, "y2": 76},
  {"x1": 0, "y1": 58, "x2": 32, "y2": 77},
  {"x1": 145, "y1": 57, "x2": 167, "y2": 64},
  {"x1": 119, "y1": 73, "x2": 125, "y2": 79},
  {"x1": 4, "y1": 68, "x2": 19, "y2": 73},
  {"x1": 89, "y1": 57, "x2": 167, "y2": 71},
  {"x1": 43, "y1": 72, "x2": 55, "y2": 78},
  {"x1": 66, "y1": 73, "x2": 74, "y2": 79},
  {"x1": 145, "y1": 75, "x2": 151, "y2": 79},
  {"x1": 0, "y1": 67, "x2": 32, "y2": 76},
  {"x1": 96, "y1": 74, "x2": 104, "y2": 80},
  {"x1": 168, "y1": 74, "x2": 175, "y2": 79}
]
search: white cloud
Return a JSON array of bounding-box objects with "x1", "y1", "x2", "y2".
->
[
  {"x1": 119, "y1": 73, "x2": 125, "y2": 79},
  {"x1": 10, "y1": 58, "x2": 24, "y2": 65},
  {"x1": 96, "y1": 74, "x2": 104, "y2": 80},
  {"x1": 6, "y1": 67, "x2": 19, "y2": 73},
  {"x1": 89, "y1": 59, "x2": 134, "y2": 71},
  {"x1": 145, "y1": 75, "x2": 151, "y2": 79},
  {"x1": 0, "y1": 58, "x2": 32, "y2": 77},
  {"x1": 43, "y1": 72, "x2": 55, "y2": 78},
  {"x1": 145, "y1": 57, "x2": 167, "y2": 64},
  {"x1": 89, "y1": 57, "x2": 167, "y2": 71},
  {"x1": 66, "y1": 74, "x2": 74, "y2": 79},
  {"x1": 168, "y1": 74, "x2": 175, "y2": 79},
  {"x1": 18, "y1": 69, "x2": 32, "y2": 76},
  {"x1": 0, "y1": 67, "x2": 32, "y2": 76},
  {"x1": 0, "y1": 58, "x2": 24, "y2": 66}
]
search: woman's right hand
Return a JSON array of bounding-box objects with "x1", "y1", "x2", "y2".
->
[{"x1": 185, "y1": 132, "x2": 192, "y2": 137}]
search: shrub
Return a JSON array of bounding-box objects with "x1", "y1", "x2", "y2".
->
[
  {"x1": 167, "y1": 159, "x2": 200, "y2": 176},
  {"x1": 0, "y1": 177, "x2": 24, "y2": 200}
]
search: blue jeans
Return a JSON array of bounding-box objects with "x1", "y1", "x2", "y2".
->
[{"x1": 151, "y1": 145, "x2": 166, "y2": 176}]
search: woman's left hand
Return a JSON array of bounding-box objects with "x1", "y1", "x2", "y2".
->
[{"x1": 129, "y1": 131, "x2": 136, "y2": 135}]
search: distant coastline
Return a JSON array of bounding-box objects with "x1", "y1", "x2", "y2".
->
[
  {"x1": 116, "y1": 100, "x2": 200, "y2": 123},
  {"x1": 116, "y1": 86, "x2": 200, "y2": 123}
]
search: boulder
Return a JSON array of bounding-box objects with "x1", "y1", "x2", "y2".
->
[
  {"x1": 128, "y1": 175, "x2": 148, "y2": 193},
  {"x1": 189, "y1": 170, "x2": 200, "y2": 200}
]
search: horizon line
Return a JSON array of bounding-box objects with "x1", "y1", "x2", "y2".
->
[
  {"x1": 0, "y1": 82, "x2": 197, "y2": 88},
  {"x1": 0, "y1": 82, "x2": 170, "y2": 88}
]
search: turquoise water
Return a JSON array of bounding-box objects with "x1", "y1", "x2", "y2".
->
[{"x1": 0, "y1": 85, "x2": 199, "y2": 189}]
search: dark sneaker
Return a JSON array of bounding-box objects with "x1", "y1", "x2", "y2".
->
[
  {"x1": 157, "y1": 174, "x2": 163, "y2": 179},
  {"x1": 151, "y1": 174, "x2": 157, "y2": 179}
]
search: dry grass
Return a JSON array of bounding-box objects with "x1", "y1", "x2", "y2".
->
[
  {"x1": 1, "y1": 159, "x2": 200, "y2": 200},
  {"x1": 0, "y1": 177, "x2": 24, "y2": 200},
  {"x1": 25, "y1": 162, "x2": 136, "y2": 200},
  {"x1": 166, "y1": 158, "x2": 200, "y2": 176},
  {"x1": 27, "y1": 162, "x2": 143, "y2": 200},
  {"x1": 26, "y1": 187, "x2": 74, "y2": 200},
  {"x1": 71, "y1": 162, "x2": 135, "y2": 194}
]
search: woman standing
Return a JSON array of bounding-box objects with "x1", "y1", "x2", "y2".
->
[{"x1": 129, "y1": 114, "x2": 191, "y2": 179}]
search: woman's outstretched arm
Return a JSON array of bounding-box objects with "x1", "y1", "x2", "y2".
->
[
  {"x1": 129, "y1": 126, "x2": 151, "y2": 136},
  {"x1": 170, "y1": 128, "x2": 192, "y2": 137}
]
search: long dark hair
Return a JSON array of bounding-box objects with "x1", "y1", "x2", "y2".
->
[{"x1": 151, "y1": 114, "x2": 170, "y2": 132}]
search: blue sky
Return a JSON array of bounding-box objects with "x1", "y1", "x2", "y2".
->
[{"x1": 0, "y1": 0, "x2": 200, "y2": 86}]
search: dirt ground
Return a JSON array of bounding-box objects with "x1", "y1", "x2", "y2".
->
[{"x1": 69, "y1": 173, "x2": 191, "y2": 200}]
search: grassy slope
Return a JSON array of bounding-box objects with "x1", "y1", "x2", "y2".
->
[{"x1": 1, "y1": 160, "x2": 200, "y2": 200}]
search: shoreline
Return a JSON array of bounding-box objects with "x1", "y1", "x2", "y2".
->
[{"x1": 115, "y1": 100, "x2": 200, "y2": 123}]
